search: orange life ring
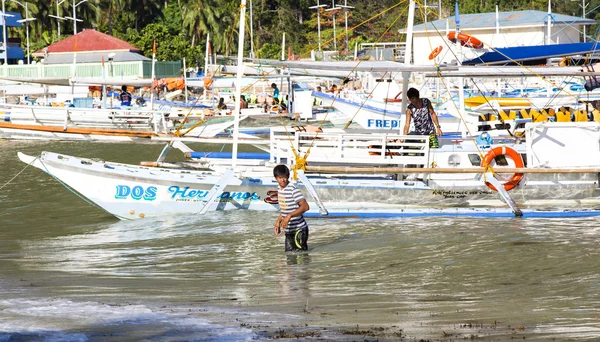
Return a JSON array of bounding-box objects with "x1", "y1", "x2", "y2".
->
[
  {"x1": 203, "y1": 76, "x2": 213, "y2": 89},
  {"x1": 480, "y1": 146, "x2": 524, "y2": 191},
  {"x1": 447, "y1": 32, "x2": 484, "y2": 49},
  {"x1": 428, "y1": 46, "x2": 443, "y2": 60}
]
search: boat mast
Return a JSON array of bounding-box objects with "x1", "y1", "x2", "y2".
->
[
  {"x1": 203, "y1": 34, "x2": 211, "y2": 104},
  {"x1": 150, "y1": 41, "x2": 156, "y2": 112},
  {"x1": 102, "y1": 56, "x2": 107, "y2": 109},
  {"x1": 232, "y1": 0, "x2": 247, "y2": 167},
  {"x1": 546, "y1": 0, "x2": 551, "y2": 46},
  {"x1": 454, "y1": 1, "x2": 465, "y2": 133},
  {"x1": 400, "y1": 0, "x2": 415, "y2": 115},
  {"x1": 546, "y1": 0, "x2": 552, "y2": 65}
]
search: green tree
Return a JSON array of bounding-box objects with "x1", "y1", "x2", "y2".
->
[
  {"x1": 129, "y1": 0, "x2": 163, "y2": 30},
  {"x1": 159, "y1": 0, "x2": 184, "y2": 35},
  {"x1": 126, "y1": 23, "x2": 203, "y2": 66},
  {"x1": 257, "y1": 42, "x2": 280, "y2": 59},
  {"x1": 182, "y1": 0, "x2": 229, "y2": 50}
]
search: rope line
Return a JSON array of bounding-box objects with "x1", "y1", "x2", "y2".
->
[
  {"x1": 38, "y1": 158, "x2": 128, "y2": 220},
  {"x1": 0, "y1": 155, "x2": 38, "y2": 191}
]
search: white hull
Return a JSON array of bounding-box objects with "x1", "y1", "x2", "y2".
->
[
  {"x1": 0, "y1": 128, "x2": 147, "y2": 142},
  {"x1": 314, "y1": 92, "x2": 479, "y2": 135},
  {"x1": 0, "y1": 103, "x2": 241, "y2": 141},
  {"x1": 1, "y1": 104, "x2": 158, "y2": 130},
  {"x1": 18, "y1": 121, "x2": 600, "y2": 220},
  {"x1": 17, "y1": 150, "x2": 600, "y2": 220}
]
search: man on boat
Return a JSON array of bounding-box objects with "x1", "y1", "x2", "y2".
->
[
  {"x1": 271, "y1": 83, "x2": 280, "y2": 104},
  {"x1": 217, "y1": 97, "x2": 227, "y2": 110},
  {"x1": 313, "y1": 86, "x2": 323, "y2": 106},
  {"x1": 403, "y1": 87, "x2": 442, "y2": 148},
  {"x1": 240, "y1": 95, "x2": 248, "y2": 110},
  {"x1": 119, "y1": 85, "x2": 132, "y2": 107}
]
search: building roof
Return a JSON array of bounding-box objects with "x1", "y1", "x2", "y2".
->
[
  {"x1": 35, "y1": 29, "x2": 141, "y2": 54},
  {"x1": 402, "y1": 10, "x2": 596, "y2": 33},
  {"x1": 43, "y1": 51, "x2": 150, "y2": 64}
]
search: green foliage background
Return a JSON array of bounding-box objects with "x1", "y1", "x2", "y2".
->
[{"x1": 5, "y1": 0, "x2": 597, "y2": 67}]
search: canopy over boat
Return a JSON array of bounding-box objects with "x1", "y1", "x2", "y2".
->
[
  {"x1": 462, "y1": 42, "x2": 600, "y2": 65},
  {"x1": 245, "y1": 59, "x2": 459, "y2": 73},
  {"x1": 423, "y1": 66, "x2": 600, "y2": 78}
]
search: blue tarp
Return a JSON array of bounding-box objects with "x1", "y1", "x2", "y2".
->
[
  {"x1": 0, "y1": 12, "x2": 23, "y2": 27},
  {"x1": 0, "y1": 45, "x2": 25, "y2": 60},
  {"x1": 463, "y1": 42, "x2": 600, "y2": 65}
]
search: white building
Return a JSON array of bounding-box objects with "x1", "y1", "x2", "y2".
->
[{"x1": 400, "y1": 10, "x2": 595, "y2": 65}]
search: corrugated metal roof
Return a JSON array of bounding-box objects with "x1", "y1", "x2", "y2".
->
[
  {"x1": 35, "y1": 29, "x2": 141, "y2": 54},
  {"x1": 402, "y1": 10, "x2": 596, "y2": 33},
  {"x1": 43, "y1": 51, "x2": 150, "y2": 64}
]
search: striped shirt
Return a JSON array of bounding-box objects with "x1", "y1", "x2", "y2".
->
[{"x1": 278, "y1": 183, "x2": 308, "y2": 230}]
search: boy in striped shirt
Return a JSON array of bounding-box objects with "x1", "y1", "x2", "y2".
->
[{"x1": 273, "y1": 165, "x2": 310, "y2": 251}]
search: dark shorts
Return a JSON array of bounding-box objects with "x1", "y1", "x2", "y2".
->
[{"x1": 285, "y1": 228, "x2": 309, "y2": 252}]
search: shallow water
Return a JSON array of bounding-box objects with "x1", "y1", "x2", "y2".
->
[{"x1": 1, "y1": 140, "x2": 599, "y2": 341}]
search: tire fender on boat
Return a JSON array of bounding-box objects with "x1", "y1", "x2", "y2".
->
[{"x1": 481, "y1": 146, "x2": 524, "y2": 191}]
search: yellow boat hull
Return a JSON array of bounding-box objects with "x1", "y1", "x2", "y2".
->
[{"x1": 464, "y1": 96, "x2": 534, "y2": 108}]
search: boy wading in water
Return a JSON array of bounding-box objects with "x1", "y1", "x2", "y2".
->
[{"x1": 273, "y1": 165, "x2": 310, "y2": 251}]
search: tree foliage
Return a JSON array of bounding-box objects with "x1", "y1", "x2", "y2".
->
[{"x1": 4, "y1": 0, "x2": 598, "y2": 66}]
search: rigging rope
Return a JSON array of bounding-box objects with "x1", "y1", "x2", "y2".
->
[{"x1": 0, "y1": 156, "x2": 38, "y2": 191}]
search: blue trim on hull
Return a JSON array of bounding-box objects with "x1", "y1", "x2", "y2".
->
[
  {"x1": 305, "y1": 209, "x2": 600, "y2": 219},
  {"x1": 313, "y1": 91, "x2": 456, "y2": 119},
  {"x1": 188, "y1": 151, "x2": 270, "y2": 159}
]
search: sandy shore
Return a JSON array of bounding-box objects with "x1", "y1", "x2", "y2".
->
[
  {"x1": 243, "y1": 320, "x2": 536, "y2": 341},
  {"x1": 224, "y1": 302, "x2": 538, "y2": 341}
]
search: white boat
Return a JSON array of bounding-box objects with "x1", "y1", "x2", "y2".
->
[
  {"x1": 15, "y1": 0, "x2": 600, "y2": 220},
  {"x1": 313, "y1": 89, "x2": 478, "y2": 134},
  {"x1": 17, "y1": 121, "x2": 600, "y2": 220},
  {"x1": 0, "y1": 102, "x2": 243, "y2": 141}
]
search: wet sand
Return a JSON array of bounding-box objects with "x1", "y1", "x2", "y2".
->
[{"x1": 201, "y1": 303, "x2": 542, "y2": 341}]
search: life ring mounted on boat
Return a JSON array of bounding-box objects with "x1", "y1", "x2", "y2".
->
[
  {"x1": 428, "y1": 46, "x2": 443, "y2": 60},
  {"x1": 480, "y1": 146, "x2": 524, "y2": 191},
  {"x1": 447, "y1": 32, "x2": 484, "y2": 49}
]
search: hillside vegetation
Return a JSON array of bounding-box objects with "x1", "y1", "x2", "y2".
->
[{"x1": 6, "y1": 0, "x2": 596, "y2": 66}]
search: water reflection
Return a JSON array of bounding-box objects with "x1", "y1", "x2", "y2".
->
[
  {"x1": 2, "y1": 139, "x2": 600, "y2": 342},
  {"x1": 274, "y1": 253, "x2": 312, "y2": 307}
]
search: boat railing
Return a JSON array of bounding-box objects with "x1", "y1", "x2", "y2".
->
[
  {"x1": 269, "y1": 128, "x2": 431, "y2": 167},
  {"x1": 0, "y1": 103, "x2": 173, "y2": 133}
]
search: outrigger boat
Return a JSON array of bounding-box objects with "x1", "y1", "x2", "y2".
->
[
  {"x1": 14, "y1": 0, "x2": 600, "y2": 219},
  {"x1": 16, "y1": 120, "x2": 600, "y2": 220},
  {"x1": 0, "y1": 104, "x2": 241, "y2": 141}
]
